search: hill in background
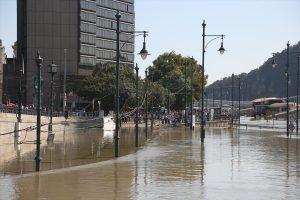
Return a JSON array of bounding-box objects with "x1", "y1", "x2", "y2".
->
[{"x1": 206, "y1": 42, "x2": 300, "y2": 102}]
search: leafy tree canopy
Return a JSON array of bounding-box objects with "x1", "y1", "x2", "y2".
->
[
  {"x1": 75, "y1": 51, "x2": 207, "y2": 112},
  {"x1": 147, "y1": 51, "x2": 206, "y2": 110}
]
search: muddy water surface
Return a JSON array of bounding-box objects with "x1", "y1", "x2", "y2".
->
[{"x1": 0, "y1": 127, "x2": 299, "y2": 200}]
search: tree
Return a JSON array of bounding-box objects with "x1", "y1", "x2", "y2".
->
[
  {"x1": 74, "y1": 52, "x2": 207, "y2": 113},
  {"x1": 75, "y1": 63, "x2": 136, "y2": 112},
  {"x1": 147, "y1": 52, "x2": 205, "y2": 110}
]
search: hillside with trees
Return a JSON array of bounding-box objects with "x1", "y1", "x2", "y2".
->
[{"x1": 206, "y1": 42, "x2": 300, "y2": 101}]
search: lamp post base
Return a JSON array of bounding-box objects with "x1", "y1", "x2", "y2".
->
[
  {"x1": 201, "y1": 128, "x2": 205, "y2": 143},
  {"x1": 14, "y1": 122, "x2": 21, "y2": 144},
  {"x1": 47, "y1": 124, "x2": 55, "y2": 142}
]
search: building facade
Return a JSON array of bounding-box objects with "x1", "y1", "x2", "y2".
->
[
  {"x1": 17, "y1": 0, "x2": 135, "y2": 108},
  {"x1": 2, "y1": 58, "x2": 19, "y2": 104},
  {"x1": 0, "y1": 40, "x2": 6, "y2": 104}
]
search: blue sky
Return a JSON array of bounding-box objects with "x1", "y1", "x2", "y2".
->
[{"x1": 1, "y1": 0, "x2": 300, "y2": 84}]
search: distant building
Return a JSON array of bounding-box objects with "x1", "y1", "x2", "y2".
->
[
  {"x1": 2, "y1": 58, "x2": 18, "y2": 104},
  {"x1": 17, "y1": 0, "x2": 135, "y2": 108},
  {"x1": 252, "y1": 97, "x2": 286, "y2": 116},
  {"x1": 0, "y1": 40, "x2": 7, "y2": 104}
]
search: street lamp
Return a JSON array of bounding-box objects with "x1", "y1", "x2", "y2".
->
[
  {"x1": 145, "y1": 70, "x2": 149, "y2": 138},
  {"x1": 48, "y1": 61, "x2": 58, "y2": 139},
  {"x1": 231, "y1": 73, "x2": 234, "y2": 127},
  {"x1": 238, "y1": 77, "x2": 241, "y2": 125},
  {"x1": 97, "y1": 101, "x2": 101, "y2": 117},
  {"x1": 272, "y1": 44, "x2": 300, "y2": 136},
  {"x1": 114, "y1": 11, "x2": 149, "y2": 157},
  {"x1": 272, "y1": 53, "x2": 277, "y2": 68},
  {"x1": 135, "y1": 64, "x2": 139, "y2": 147},
  {"x1": 201, "y1": 20, "x2": 225, "y2": 142},
  {"x1": 184, "y1": 62, "x2": 188, "y2": 126},
  {"x1": 35, "y1": 51, "x2": 43, "y2": 172},
  {"x1": 17, "y1": 57, "x2": 24, "y2": 123},
  {"x1": 296, "y1": 55, "x2": 300, "y2": 136},
  {"x1": 190, "y1": 65, "x2": 194, "y2": 130},
  {"x1": 219, "y1": 38, "x2": 226, "y2": 55},
  {"x1": 220, "y1": 86, "x2": 223, "y2": 109},
  {"x1": 139, "y1": 33, "x2": 149, "y2": 60},
  {"x1": 272, "y1": 42, "x2": 290, "y2": 137},
  {"x1": 212, "y1": 87, "x2": 215, "y2": 107}
]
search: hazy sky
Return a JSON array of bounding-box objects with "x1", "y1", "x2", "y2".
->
[{"x1": 1, "y1": 0, "x2": 300, "y2": 84}]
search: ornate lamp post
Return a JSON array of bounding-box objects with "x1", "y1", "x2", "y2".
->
[
  {"x1": 190, "y1": 65, "x2": 194, "y2": 130},
  {"x1": 115, "y1": 11, "x2": 149, "y2": 157},
  {"x1": 201, "y1": 20, "x2": 225, "y2": 142},
  {"x1": 220, "y1": 86, "x2": 223, "y2": 108},
  {"x1": 145, "y1": 70, "x2": 148, "y2": 138},
  {"x1": 35, "y1": 51, "x2": 43, "y2": 172},
  {"x1": 184, "y1": 63, "x2": 188, "y2": 126},
  {"x1": 135, "y1": 64, "x2": 139, "y2": 147},
  {"x1": 297, "y1": 56, "x2": 300, "y2": 136},
  {"x1": 17, "y1": 58, "x2": 24, "y2": 123},
  {"x1": 48, "y1": 61, "x2": 58, "y2": 138},
  {"x1": 238, "y1": 77, "x2": 241, "y2": 125},
  {"x1": 272, "y1": 43, "x2": 300, "y2": 137},
  {"x1": 231, "y1": 73, "x2": 234, "y2": 127}
]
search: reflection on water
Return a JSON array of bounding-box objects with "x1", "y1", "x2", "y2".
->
[
  {"x1": 0, "y1": 127, "x2": 299, "y2": 200},
  {"x1": 0, "y1": 126, "x2": 147, "y2": 176}
]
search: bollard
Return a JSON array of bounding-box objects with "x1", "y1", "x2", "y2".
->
[
  {"x1": 14, "y1": 122, "x2": 21, "y2": 144},
  {"x1": 99, "y1": 110, "x2": 104, "y2": 128},
  {"x1": 47, "y1": 122, "x2": 55, "y2": 142},
  {"x1": 47, "y1": 131, "x2": 55, "y2": 142}
]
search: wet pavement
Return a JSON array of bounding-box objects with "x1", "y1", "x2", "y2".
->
[{"x1": 0, "y1": 126, "x2": 299, "y2": 200}]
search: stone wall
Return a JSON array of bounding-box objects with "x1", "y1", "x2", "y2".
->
[{"x1": 0, "y1": 113, "x2": 104, "y2": 170}]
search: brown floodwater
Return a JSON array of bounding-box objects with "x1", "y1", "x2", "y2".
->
[{"x1": 0, "y1": 127, "x2": 299, "y2": 200}]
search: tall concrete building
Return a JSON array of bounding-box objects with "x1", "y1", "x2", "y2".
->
[
  {"x1": 17, "y1": 0, "x2": 135, "y2": 107},
  {"x1": 0, "y1": 40, "x2": 7, "y2": 104}
]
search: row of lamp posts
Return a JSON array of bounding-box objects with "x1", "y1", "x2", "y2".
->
[
  {"x1": 272, "y1": 42, "x2": 300, "y2": 137},
  {"x1": 33, "y1": 19, "x2": 300, "y2": 171},
  {"x1": 114, "y1": 11, "x2": 150, "y2": 157},
  {"x1": 32, "y1": 52, "x2": 58, "y2": 171},
  {"x1": 31, "y1": 11, "x2": 150, "y2": 170}
]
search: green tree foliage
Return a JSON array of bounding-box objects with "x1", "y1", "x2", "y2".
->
[
  {"x1": 75, "y1": 52, "x2": 206, "y2": 112},
  {"x1": 147, "y1": 51, "x2": 205, "y2": 110},
  {"x1": 75, "y1": 63, "x2": 136, "y2": 112}
]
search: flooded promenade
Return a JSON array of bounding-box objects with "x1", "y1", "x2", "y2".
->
[{"x1": 0, "y1": 125, "x2": 299, "y2": 200}]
